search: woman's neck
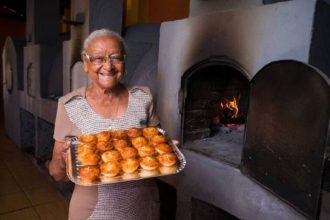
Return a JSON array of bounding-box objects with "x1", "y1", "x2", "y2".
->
[{"x1": 87, "y1": 83, "x2": 123, "y2": 99}]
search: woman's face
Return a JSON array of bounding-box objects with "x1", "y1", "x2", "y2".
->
[{"x1": 83, "y1": 36, "x2": 125, "y2": 90}]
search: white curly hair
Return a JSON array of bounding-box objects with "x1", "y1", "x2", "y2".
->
[{"x1": 82, "y1": 29, "x2": 127, "y2": 54}]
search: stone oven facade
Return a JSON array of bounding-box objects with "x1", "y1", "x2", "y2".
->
[{"x1": 156, "y1": 1, "x2": 330, "y2": 220}]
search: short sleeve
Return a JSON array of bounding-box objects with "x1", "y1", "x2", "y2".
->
[
  {"x1": 148, "y1": 97, "x2": 160, "y2": 127},
  {"x1": 53, "y1": 98, "x2": 78, "y2": 142}
]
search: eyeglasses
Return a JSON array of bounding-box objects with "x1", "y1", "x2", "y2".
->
[{"x1": 83, "y1": 53, "x2": 125, "y2": 65}]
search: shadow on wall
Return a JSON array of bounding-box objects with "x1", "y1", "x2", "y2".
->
[{"x1": 122, "y1": 24, "x2": 160, "y2": 97}]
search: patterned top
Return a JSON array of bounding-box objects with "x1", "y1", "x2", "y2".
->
[{"x1": 53, "y1": 85, "x2": 160, "y2": 220}]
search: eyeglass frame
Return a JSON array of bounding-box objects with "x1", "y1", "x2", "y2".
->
[{"x1": 82, "y1": 52, "x2": 126, "y2": 65}]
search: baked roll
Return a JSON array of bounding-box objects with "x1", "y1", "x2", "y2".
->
[
  {"x1": 96, "y1": 131, "x2": 111, "y2": 142},
  {"x1": 155, "y1": 143, "x2": 172, "y2": 155},
  {"x1": 96, "y1": 141, "x2": 113, "y2": 152},
  {"x1": 122, "y1": 171, "x2": 139, "y2": 180},
  {"x1": 76, "y1": 143, "x2": 96, "y2": 155},
  {"x1": 79, "y1": 165, "x2": 100, "y2": 183},
  {"x1": 137, "y1": 144, "x2": 155, "y2": 157},
  {"x1": 120, "y1": 147, "x2": 138, "y2": 159},
  {"x1": 131, "y1": 136, "x2": 148, "y2": 149},
  {"x1": 100, "y1": 161, "x2": 121, "y2": 177},
  {"x1": 101, "y1": 150, "x2": 122, "y2": 162},
  {"x1": 79, "y1": 134, "x2": 97, "y2": 144},
  {"x1": 113, "y1": 139, "x2": 131, "y2": 152},
  {"x1": 139, "y1": 156, "x2": 160, "y2": 170},
  {"x1": 111, "y1": 129, "x2": 128, "y2": 139},
  {"x1": 121, "y1": 158, "x2": 139, "y2": 173},
  {"x1": 142, "y1": 127, "x2": 159, "y2": 139},
  {"x1": 159, "y1": 165, "x2": 177, "y2": 175},
  {"x1": 150, "y1": 134, "x2": 167, "y2": 145},
  {"x1": 157, "y1": 153, "x2": 177, "y2": 167},
  {"x1": 127, "y1": 128, "x2": 142, "y2": 138},
  {"x1": 77, "y1": 152, "x2": 101, "y2": 166}
]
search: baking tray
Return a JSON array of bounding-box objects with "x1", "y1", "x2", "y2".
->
[{"x1": 66, "y1": 128, "x2": 186, "y2": 186}]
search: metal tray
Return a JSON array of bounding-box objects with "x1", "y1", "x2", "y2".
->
[{"x1": 66, "y1": 128, "x2": 186, "y2": 186}]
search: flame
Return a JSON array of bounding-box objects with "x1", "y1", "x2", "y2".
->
[{"x1": 220, "y1": 97, "x2": 239, "y2": 118}]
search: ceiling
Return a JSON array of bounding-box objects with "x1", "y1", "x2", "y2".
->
[
  {"x1": 0, "y1": 0, "x2": 70, "y2": 20},
  {"x1": 0, "y1": 0, "x2": 26, "y2": 19}
]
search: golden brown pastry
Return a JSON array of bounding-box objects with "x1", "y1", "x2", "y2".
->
[
  {"x1": 157, "y1": 153, "x2": 177, "y2": 167},
  {"x1": 76, "y1": 143, "x2": 96, "y2": 155},
  {"x1": 150, "y1": 134, "x2": 167, "y2": 145},
  {"x1": 137, "y1": 144, "x2": 155, "y2": 157},
  {"x1": 78, "y1": 165, "x2": 100, "y2": 183},
  {"x1": 159, "y1": 165, "x2": 177, "y2": 175},
  {"x1": 79, "y1": 134, "x2": 97, "y2": 144},
  {"x1": 101, "y1": 150, "x2": 122, "y2": 162},
  {"x1": 120, "y1": 147, "x2": 138, "y2": 159},
  {"x1": 131, "y1": 136, "x2": 148, "y2": 149},
  {"x1": 139, "y1": 168, "x2": 159, "y2": 178},
  {"x1": 122, "y1": 171, "x2": 139, "y2": 180},
  {"x1": 100, "y1": 161, "x2": 121, "y2": 177},
  {"x1": 127, "y1": 128, "x2": 143, "y2": 138},
  {"x1": 155, "y1": 143, "x2": 172, "y2": 155},
  {"x1": 121, "y1": 158, "x2": 140, "y2": 173},
  {"x1": 111, "y1": 129, "x2": 128, "y2": 139},
  {"x1": 142, "y1": 127, "x2": 159, "y2": 139},
  {"x1": 74, "y1": 128, "x2": 180, "y2": 184},
  {"x1": 96, "y1": 131, "x2": 111, "y2": 142},
  {"x1": 77, "y1": 152, "x2": 101, "y2": 166},
  {"x1": 113, "y1": 139, "x2": 131, "y2": 152},
  {"x1": 96, "y1": 141, "x2": 113, "y2": 152},
  {"x1": 139, "y1": 156, "x2": 160, "y2": 170}
]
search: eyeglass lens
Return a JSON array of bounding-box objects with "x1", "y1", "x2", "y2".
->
[{"x1": 85, "y1": 54, "x2": 124, "y2": 65}]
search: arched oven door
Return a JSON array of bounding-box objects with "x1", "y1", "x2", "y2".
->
[{"x1": 241, "y1": 60, "x2": 330, "y2": 220}]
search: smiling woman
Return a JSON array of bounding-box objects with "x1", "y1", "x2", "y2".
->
[
  {"x1": 81, "y1": 30, "x2": 127, "y2": 101},
  {"x1": 49, "y1": 28, "x2": 161, "y2": 220}
]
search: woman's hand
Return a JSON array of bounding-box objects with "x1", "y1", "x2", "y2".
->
[
  {"x1": 49, "y1": 140, "x2": 71, "y2": 181},
  {"x1": 60, "y1": 141, "x2": 71, "y2": 162},
  {"x1": 172, "y1": 139, "x2": 180, "y2": 146}
]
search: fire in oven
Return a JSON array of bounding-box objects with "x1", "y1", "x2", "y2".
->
[{"x1": 180, "y1": 58, "x2": 249, "y2": 166}]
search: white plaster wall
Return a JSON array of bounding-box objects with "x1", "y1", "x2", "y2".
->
[
  {"x1": 160, "y1": 150, "x2": 307, "y2": 220},
  {"x1": 190, "y1": 0, "x2": 262, "y2": 17},
  {"x1": 157, "y1": 0, "x2": 315, "y2": 139},
  {"x1": 2, "y1": 38, "x2": 21, "y2": 146},
  {"x1": 20, "y1": 44, "x2": 39, "y2": 114},
  {"x1": 36, "y1": 99, "x2": 58, "y2": 123}
]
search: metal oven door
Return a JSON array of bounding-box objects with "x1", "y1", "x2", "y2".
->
[{"x1": 241, "y1": 60, "x2": 330, "y2": 220}]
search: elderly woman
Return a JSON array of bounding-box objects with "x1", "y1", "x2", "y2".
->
[{"x1": 49, "y1": 29, "x2": 160, "y2": 220}]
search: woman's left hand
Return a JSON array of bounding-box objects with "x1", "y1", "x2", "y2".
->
[
  {"x1": 172, "y1": 139, "x2": 180, "y2": 146},
  {"x1": 60, "y1": 140, "x2": 71, "y2": 162}
]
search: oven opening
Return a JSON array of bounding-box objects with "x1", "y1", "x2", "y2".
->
[{"x1": 182, "y1": 61, "x2": 249, "y2": 166}]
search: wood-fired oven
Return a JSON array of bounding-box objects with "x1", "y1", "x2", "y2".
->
[
  {"x1": 156, "y1": 1, "x2": 330, "y2": 220},
  {"x1": 179, "y1": 59, "x2": 330, "y2": 219}
]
